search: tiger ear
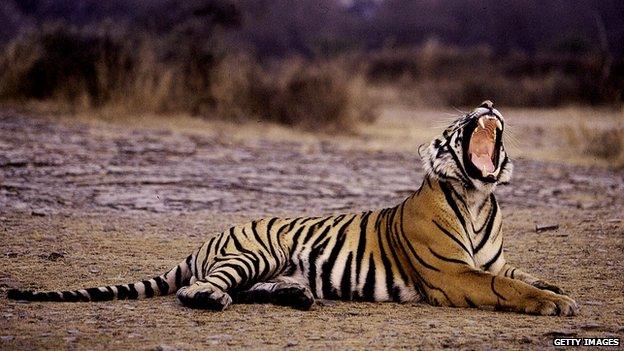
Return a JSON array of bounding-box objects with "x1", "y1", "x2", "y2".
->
[{"x1": 479, "y1": 100, "x2": 494, "y2": 109}]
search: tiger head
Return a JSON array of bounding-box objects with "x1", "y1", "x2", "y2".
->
[{"x1": 422, "y1": 100, "x2": 513, "y2": 190}]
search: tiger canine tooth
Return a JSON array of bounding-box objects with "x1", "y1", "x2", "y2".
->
[
  {"x1": 478, "y1": 117, "x2": 486, "y2": 129},
  {"x1": 495, "y1": 119, "x2": 503, "y2": 130}
]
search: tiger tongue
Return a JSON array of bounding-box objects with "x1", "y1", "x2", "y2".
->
[{"x1": 471, "y1": 153, "x2": 495, "y2": 174}]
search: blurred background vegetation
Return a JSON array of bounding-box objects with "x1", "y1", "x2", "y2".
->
[{"x1": 0, "y1": 0, "x2": 623, "y2": 131}]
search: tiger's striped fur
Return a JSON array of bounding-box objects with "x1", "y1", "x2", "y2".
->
[{"x1": 7, "y1": 101, "x2": 578, "y2": 316}]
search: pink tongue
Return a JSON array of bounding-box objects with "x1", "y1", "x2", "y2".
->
[{"x1": 471, "y1": 154, "x2": 495, "y2": 173}]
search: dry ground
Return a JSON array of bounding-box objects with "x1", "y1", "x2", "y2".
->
[{"x1": 1, "y1": 106, "x2": 623, "y2": 350}]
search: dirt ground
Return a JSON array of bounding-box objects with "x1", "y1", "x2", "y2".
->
[{"x1": 1, "y1": 106, "x2": 623, "y2": 350}]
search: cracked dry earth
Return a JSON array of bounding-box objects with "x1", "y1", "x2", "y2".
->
[{"x1": 0, "y1": 109, "x2": 623, "y2": 350}]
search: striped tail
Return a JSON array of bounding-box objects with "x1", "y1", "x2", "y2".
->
[{"x1": 7, "y1": 255, "x2": 193, "y2": 302}]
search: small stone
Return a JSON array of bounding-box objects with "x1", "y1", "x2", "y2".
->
[
  {"x1": 39, "y1": 252, "x2": 64, "y2": 261},
  {"x1": 579, "y1": 323, "x2": 602, "y2": 330},
  {"x1": 316, "y1": 300, "x2": 337, "y2": 307},
  {"x1": 285, "y1": 340, "x2": 299, "y2": 347},
  {"x1": 89, "y1": 266, "x2": 100, "y2": 274},
  {"x1": 154, "y1": 345, "x2": 178, "y2": 351},
  {"x1": 1, "y1": 336, "x2": 14, "y2": 341},
  {"x1": 543, "y1": 330, "x2": 576, "y2": 337},
  {"x1": 31, "y1": 210, "x2": 46, "y2": 217},
  {"x1": 520, "y1": 336, "x2": 532, "y2": 344},
  {"x1": 584, "y1": 300, "x2": 604, "y2": 306},
  {"x1": 103, "y1": 225, "x2": 116, "y2": 232},
  {"x1": 535, "y1": 224, "x2": 559, "y2": 233},
  {"x1": 67, "y1": 329, "x2": 79, "y2": 335}
]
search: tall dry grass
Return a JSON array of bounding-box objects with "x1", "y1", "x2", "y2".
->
[
  {"x1": 0, "y1": 24, "x2": 376, "y2": 131},
  {"x1": 363, "y1": 40, "x2": 622, "y2": 108},
  {"x1": 565, "y1": 111, "x2": 624, "y2": 170}
]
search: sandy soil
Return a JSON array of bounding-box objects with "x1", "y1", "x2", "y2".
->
[{"x1": 1, "y1": 107, "x2": 623, "y2": 350}]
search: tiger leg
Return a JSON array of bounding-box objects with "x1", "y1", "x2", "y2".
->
[
  {"x1": 498, "y1": 263, "x2": 567, "y2": 295},
  {"x1": 235, "y1": 277, "x2": 314, "y2": 311},
  {"x1": 176, "y1": 279, "x2": 233, "y2": 311},
  {"x1": 427, "y1": 269, "x2": 578, "y2": 316}
]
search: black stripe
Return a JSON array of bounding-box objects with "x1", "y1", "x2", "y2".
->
[
  {"x1": 215, "y1": 270, "x2": 237, "y2": 288},
  {"x1": 174, "y1": 266, "x2": 183, "y2": 289},
  {"x1": 142, "y1": 280, "x2": 154, "y2": 298},
  {"x1": 439, "y1": 181, "x2": 470, "y2": 240},
  {"x1": 214, "y1": 263, "x2": 247, "y2": 288},
  {"x1": 474, "y1": 195, "x2": 498, "y2": 253},
  {"x1": 355, "y1": 211, "x2": 371, "y2": 284},
  {"x1": 153, "y1": 277, "x2": 169, "y2": 295},
  {"x1": 87, "y1": 287, "x2": 115, "y2": 301},
  {"x1": 76, "y1": 291, "x2": 89, "y2": 302},
  {"x1": 289, "y1": 225, "x2": 308, "y2": 255},
  {"x1": 299, "y1": 217, "x2": 317, "y2": 225},
  {"x1": 340, "y1": 252, "x2": 353, "y2": 299},
  {"x1": 250, "y1": 221, "x2": 271, "y2": 254},
  {"x1": 127, "y1": 284, "x2": 139, "y2": 299},
  {"x1": 388, "y1": 221, "x2": 410, "y2": 283},
  {"x1": 465, "y1": 296, "x2": 477, "y2": 308},
  {"x1": 115, "y1": 285, "x2": 130, "y2": 299},
  {"x1": 213, "y1": 255, "x2": 253, "y2": 280},
  {"x1": 211, "y1": 274, "x2": 231, "y2": 289},
  {"x1": 362, "y1": 254, "x2": 377, "y2": 301},
  {"x1": 303, "y1": 216, "x2": 334, "y2": 244},
  {"x1": 397, "y1": 202, "x2": 440, "y2": 271},
  {"x1": 308, "y1": 231, "x2": 333, "y2": 298},
  {"x1": 321, "y1": 215, "x2": 355, "y2": 299},
  {"x1": 395, "y1": 204, "x2": 451, "y2": 302},
  {"x1": 491, "y1": 276, "x2": 507, "y2": 301},
  {"x1": 229, "y1": 233, "x2": 261, "y2": 281},
  {"x1": 184, "y1": 255, "x2": 193, "y2": 286},
  {"x1": 482, "y1": 245, "x2": 503, "y2": 271},
  {"x1": 265, "y1": 218, "x2": 280, "y2": 260},
  {"x1": 428, "y1": 248, "x2": 470, "y2": 265},
  {"x1": 257, "y1": 249, "x2": 272, "y2": 280},
  {"x1": 399, "y1": 232, "x2": 440, "y2": 272},
  {"x1": 62, "y1": 291, "x2": 81, "y2": 302},
  {"x1": 386, "y1": 202, "x2": 410, "y2": 284},
  {"x1": 379, "y1": 207, "x2": 398, "y2": 301},
  {"x1": 447, "y1": 146, "x2": 473, "y2": 186},
  {"x1": 432, "y1": 220, "x2": 473, "y2": 259}
]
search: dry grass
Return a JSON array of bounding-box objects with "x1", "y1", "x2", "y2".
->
[
  {"x1": 0, "y1": 25, "x2": 376, "y2": 131},
  {"x1": 565, "y1": 111, "x2": 624, "y2": 169},
  {"x1": 363, "y1": 41, "x2": 621, "y2": 108}
]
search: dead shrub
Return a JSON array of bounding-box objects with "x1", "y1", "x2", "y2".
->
[
  {"x1": 270, "y1": 61, "x2": 376, "y2": 131},
  {"x1": 363, "y1": 41, "x2": 618, "y2": 108},
  {"x1": 0, "y1": 25, "x2": 376, "y2": 131},
  {"x1": 566, "y1": 113, "x2": 624, "y2": 169}
]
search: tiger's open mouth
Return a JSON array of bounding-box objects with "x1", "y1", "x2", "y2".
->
[{"x1": 463, "y1": 114, "x2": 503, "y2": 182}]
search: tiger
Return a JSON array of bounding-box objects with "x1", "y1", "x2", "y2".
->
[{"x1": 7, "y1": 100, "x2": 578, "y2": 316}]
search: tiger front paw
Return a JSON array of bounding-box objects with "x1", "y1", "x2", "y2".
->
[
  {"x1": 523, "y1": 292, "x2": 579, "y2": 316},
  {"x1": 532, "y1": 280, "x2": 567, "y2": 295}
]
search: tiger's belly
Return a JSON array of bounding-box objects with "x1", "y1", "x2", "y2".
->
[{"x1": 286, "y1": 237, "x2": 421, "y2": 303}]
